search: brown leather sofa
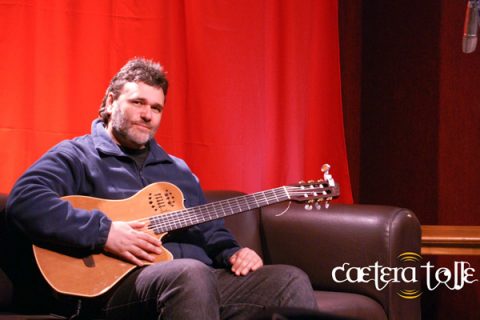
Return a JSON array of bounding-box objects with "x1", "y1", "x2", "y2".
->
[{"x1": 0, "y1": 191, "x2": 421, "y2": 319}]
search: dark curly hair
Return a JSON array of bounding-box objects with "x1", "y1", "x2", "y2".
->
[{"x1": 98, "y1": 58, "x2": 169, "y2": 123}]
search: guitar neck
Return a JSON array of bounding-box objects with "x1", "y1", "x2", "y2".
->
[{"x1": 149, "y1": 187, "x2": 289, "y2": 233}]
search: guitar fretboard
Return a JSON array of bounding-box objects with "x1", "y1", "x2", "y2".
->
[{"x1": 148, "y1": 187, "x2": 290, "y2": 233}]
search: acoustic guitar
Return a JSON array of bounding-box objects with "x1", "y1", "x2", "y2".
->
[{"x1": 33, "y1": 165, "x2": 340, "y2": 297}]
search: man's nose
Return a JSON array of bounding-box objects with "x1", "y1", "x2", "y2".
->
[{"x1": 140, "y1": 106, "x2": 152, "y2": 121}]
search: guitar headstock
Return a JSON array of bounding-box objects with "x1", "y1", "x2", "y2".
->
[{"x1": 286, "y1": 164, "x2": 340, "y2": 210}]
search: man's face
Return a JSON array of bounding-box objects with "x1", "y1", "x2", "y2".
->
[{"x1": 106, "y1": 82, "x2": 165, "y2": 149}]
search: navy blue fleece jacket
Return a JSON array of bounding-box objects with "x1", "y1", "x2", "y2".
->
[{"x1": 6, "y1": 119, "x2": 240, "y2": 268}]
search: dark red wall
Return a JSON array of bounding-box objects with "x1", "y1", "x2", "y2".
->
[{"x1": 340, "y1": 1, "x2": 480, "y2": 318}]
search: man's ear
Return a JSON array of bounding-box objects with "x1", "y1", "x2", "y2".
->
[{"x1": 105, "y1": 93, "x2": 115, "y2": 114}]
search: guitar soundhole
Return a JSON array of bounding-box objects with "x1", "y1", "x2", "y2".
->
[{"x1": 148, "y1": 190, "x2": 177, "y2": 211}]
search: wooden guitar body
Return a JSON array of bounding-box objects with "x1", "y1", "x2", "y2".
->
[{"x1": 33, "y1": 182, "x2": 182, "y2": 297}]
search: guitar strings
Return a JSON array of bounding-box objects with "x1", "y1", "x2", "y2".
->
[
  {"x1": 142, "y1": 185, "x2": 327, "y2": 233},
  {"x1": 145, "y1": 188, "x2": 287, "y2": 233},
  {"x1": 138, "y1": 187, "x2": 287, "y2": 233},
  {"x1": 138, "y1": 185, "x2": 331, "y2": 234}
]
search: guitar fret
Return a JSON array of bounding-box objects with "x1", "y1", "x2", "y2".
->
[
  {"x1": 215, "y1": 202, "x2": 223, "y2": 217},
  {"x1": 244, "y1": 196, "x2": 251, "y2": 210},
  {"x1": 199, "y1": 205, "x2": 208, "y2": 222},
  {"x1": 234, "y1": 197, "x2": 242, "y2": 212},
  {"x1": 261, "y1": 192, "x2": 269, "y2": 206}
]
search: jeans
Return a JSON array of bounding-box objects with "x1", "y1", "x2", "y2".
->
[{"x1": 100, "y1": 258, "x2": 318, "y2": 320}]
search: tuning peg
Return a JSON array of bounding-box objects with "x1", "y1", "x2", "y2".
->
[
  {"x1": 304, "y1": 199, "x2": 315, "y2": 211},
  {"x1": 321, "y1": 163, "x2": 335, "y2": 187},
  {"x1": 321, "y1": 163, "x2": 331, "y2": 174},
  {"x1": 298, "y1": 180, "x2": 306, "y2": 189}
]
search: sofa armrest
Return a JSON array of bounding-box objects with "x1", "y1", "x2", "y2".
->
[{"x1": 260, "y1": 203, "x2": 421, "y2": 320}]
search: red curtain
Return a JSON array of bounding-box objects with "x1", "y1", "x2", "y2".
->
[{"x1": 0, "y1": 0, "x2": 352, "y2": 203}]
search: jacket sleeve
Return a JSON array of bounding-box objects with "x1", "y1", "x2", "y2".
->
[
  {"x1": 6, "y1": 144, "x2": 111, "y2": 251},
  {"x1": 190, "y1": 184, "x2": 241, "y2": 267}
]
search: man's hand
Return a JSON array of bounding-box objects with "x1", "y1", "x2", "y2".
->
[
  {"x1": 104, "y1": 221, "x2": 163, "y2": 266},
  {"x1": 229, "y1": 247, "x2": 263, "y2": 276}
]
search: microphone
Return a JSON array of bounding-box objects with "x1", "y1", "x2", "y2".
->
[{"x1": 463, "y1": 0, "x2": 479, "y2": 53}]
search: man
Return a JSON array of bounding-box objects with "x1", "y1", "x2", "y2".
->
[{"x1": 6, "y1": 58, "x2": 318, "y2": 319}]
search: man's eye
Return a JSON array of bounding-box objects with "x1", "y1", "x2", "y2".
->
[{"x1": 130, "y1": 99, "x2": 143, "y2": 106}]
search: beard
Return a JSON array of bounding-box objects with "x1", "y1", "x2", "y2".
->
[{"x1": 110, "y1": 109, "x2": 155, "y2": 149}]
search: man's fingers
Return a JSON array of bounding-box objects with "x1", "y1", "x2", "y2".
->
[
  {"x1": 135, "y1": 236, "x2": 163, "y2": 255},
  {"x1": 132, "y1": 245, "x2": 156, "y2": 262},
  {"x1": 105, "y1": 221, "x2": 163, "y2": 265},
  {"x1": 230, "y1": 248, "x2": 263, "y2": 276},
  {"x1": 128, "y1": 220, "x2": 146, "y2": 229},
  {"x1": 124, "y1": 221, "x2": 163, "y2": 252},
  {"x1": 251, "y1": 259, "x2": 263, "y2": 271},
  {"x1": 138, "y1": 232, "x2": 162, "y2": 246},
  {"x1": 237, "y1": 257, "x2": 259, "y2": 275},
  {"x1": 123, "y1": 250, "x2": 146, "y2": 267}
]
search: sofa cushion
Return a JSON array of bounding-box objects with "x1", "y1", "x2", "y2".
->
[
  {"x1": 314, "y1": 291, "x2": 387, "y2": 320},
  {"x1": 0, "y1": 268, "x2": 12, "y2": 309}
]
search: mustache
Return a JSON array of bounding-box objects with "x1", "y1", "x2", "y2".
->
[{"x1": 132, "y1": 121, "x2": 151, "y2": 129}]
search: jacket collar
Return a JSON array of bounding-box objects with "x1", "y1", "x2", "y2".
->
[{"x1": 91, "y1": 119, "x2": 173, "y2": 164}]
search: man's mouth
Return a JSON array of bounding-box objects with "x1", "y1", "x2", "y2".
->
[{"x1": 134, "y1": 123, "x2": 150, "y2": 131}]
